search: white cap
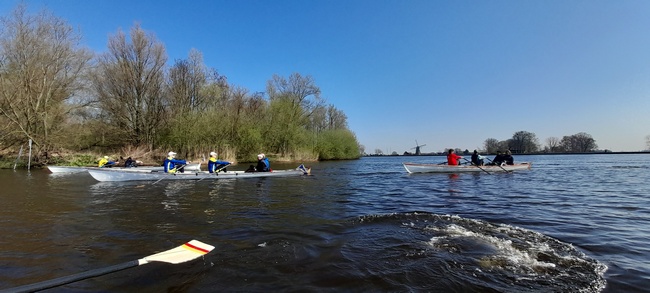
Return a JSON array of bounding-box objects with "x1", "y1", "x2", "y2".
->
[
  {"x1": 210, "y1": 152, "x2": 217, "y2": 157},
  {"x1": 168, "y1": 151, "x2": 176, "y2": 156},
  {"x1": 104, "y1": 156, "x2": 109, "y2": 159},
  {"x1": 257, "y1": 153, "x2": 264, "y2": 159}
]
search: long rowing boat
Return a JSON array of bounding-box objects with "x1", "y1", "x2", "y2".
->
[
  {"x1": 403, "y1": 162, "x2": 532, "y2": 174},
  {"x1": 86, "y1": 164, "x2": 311, "y2": 182},
  {"x1": 47, "y1": 163, "x2": 202, "y2": 174}
]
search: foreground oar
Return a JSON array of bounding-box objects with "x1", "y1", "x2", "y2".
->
[
  {"x1": 463, "y1": 158, "x2": 491, "y2": 175},
  {"x1": 2, "y1": 240, "x2": 214, "y2": 293}
]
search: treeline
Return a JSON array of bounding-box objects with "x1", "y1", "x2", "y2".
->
[
  {"x1": 482, "y1": 131, "x2": 598, "y2": 154},
  {"x1": 392, "y1": 131, "x2": 599, "y2": 156},
  {"x1": 0, "y1": 5, "x2": 361, "y2": 164}
]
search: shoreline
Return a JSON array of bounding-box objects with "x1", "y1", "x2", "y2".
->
[{"x1": 366, "y1": 151, "x2": 650, "y2": 157}]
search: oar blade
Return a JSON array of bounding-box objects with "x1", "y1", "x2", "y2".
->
[
  {"x1": 144, "y1": 240, "x2": 215, "y2": 264},
  {"x1": 0, "y1": 240, "x2": 214, "y2": 292},
  {"x1": 297, "y1": 164, "x2": 311, "y2": 175}
]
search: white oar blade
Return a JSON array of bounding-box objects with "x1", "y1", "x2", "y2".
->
[{"x1": 143, "y1": 240, "x2": 215, "y2": 264}]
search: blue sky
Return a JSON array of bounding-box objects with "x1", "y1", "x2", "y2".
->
[{"x1": 2, "y1": 0, "x2": 650, "y2": 152}]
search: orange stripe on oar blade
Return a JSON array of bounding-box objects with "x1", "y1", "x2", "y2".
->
[{"x1": 183, "y1": 242, "x2": 211, "y2": 254}]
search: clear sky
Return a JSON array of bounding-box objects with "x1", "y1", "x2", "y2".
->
[{"x1": 2, "y1": 0, "x2": 650, "y2": 153}]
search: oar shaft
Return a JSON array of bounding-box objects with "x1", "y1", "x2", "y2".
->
[
  {"x1": 213, "y1": 163, "x2": 231, "y2": 174},
  {"x1": 2, "y1": 260, "x2": 139, "y2": 293},
  {"x1": 464, "y1": 158, "x2": 491, "y2": 175},
  {"x1": 485, "y1": 157, "x2": 511, "y2": 173}
]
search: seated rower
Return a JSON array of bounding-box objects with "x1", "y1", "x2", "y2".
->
[
  {"x1": 208, "y1": 152, "x2": 232, "y2": 173},
  {"x1": 503, "y1": 150, "x2": 514, "y2": 165},
  {"x1": 446, "y1": 149, "x2": 462, "y2": 166},
  {"x1": 471, "y1": 150, "x2": 484, "y2": 166},
  {"x1": 255, "y1": 153, "x2": 270, "y2": 172},
  {"x1": 489, "y1": 151, "x2": 505, "y2": 166},
  {"x1": 98, "y1": 156, "x2": 118, "y2": 168},
  {"x1": 124, "y1": 157, "x2": 138, "y2": 168},
  {"x1": 163, "y1": 151, "x2": 188, "y2": 173}
]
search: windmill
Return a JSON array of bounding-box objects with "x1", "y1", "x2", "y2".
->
[{"x1": 411, "y1": 140, "x2": 426, "y2": 155}]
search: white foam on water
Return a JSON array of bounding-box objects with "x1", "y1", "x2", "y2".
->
[{"x1": 426, "y1": 223, "x2": 557, "y2": 272}]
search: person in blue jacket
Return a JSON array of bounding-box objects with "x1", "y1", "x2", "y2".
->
[
  {"x1": 255, "y1": 153, "x2": 270, "y2": 172},
  {"x1": 163, "y1": 151, "x2": 187, "y2": 173},
  {"x1": 208, "y1": 152, "x2": 232, "y2": 173}
]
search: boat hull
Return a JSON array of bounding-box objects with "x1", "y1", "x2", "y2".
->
[
  {"x1": 47, "y1": 166, "x2": 87, "y2": 173},
  {"x1": 403, "y1": 162, "x2": 531, "y2": 174},
  {"x1": 87, "y1": 165, "x2": 310, "y2": 182}
]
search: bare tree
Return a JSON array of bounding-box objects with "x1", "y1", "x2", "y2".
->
[
  {"x1": 267, "y1": 73, "x2": 323, "y2": 121},
  {"x1": 646, "y1": 135, "x2": 650, "y2": 151},
  {"x1": 483, "y1": 138, "x2": 500, "y2": 153},
  {"x1": 326, "y1": 105, "x2": 348, "y2": 130},
  {"x1": 167, "y1": 49, "x2": 222, "y2": 113},
  {"x1": 509, "y1": 131, "x2": 539, "y2": 153},
  {"x1": 92, "y1": 23, "x2": 167, "y2": 148},
  {"x1": 546, "y1": 137, "x2": 561, "y2": 153},
  {"x1": 226, "y1": 85, "x2": 251, "y2": 142},
  {"x1": 559, "y1": 132, "x2": 597, "y2": 153},
  {"x1": 0, "y1": 5, "x2": 91, "y2": 160},
  {"x1": 499, "y1": 140, "x2": 511, "y2": 152},
  {"x1": 308, "y1": 105, "x2": 328, "y2": 133}
]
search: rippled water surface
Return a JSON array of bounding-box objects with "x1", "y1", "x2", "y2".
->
[{"x1": 1, "y1": 154, "x2": 648, "y2": 292}]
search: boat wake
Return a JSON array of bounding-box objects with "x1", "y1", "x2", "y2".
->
[
  {"x1": 199, "y1": 212, "x2": 607, "y2": 291},
  {"x1": 346, "y1": 212, "x2": 607, "y2": 292}
]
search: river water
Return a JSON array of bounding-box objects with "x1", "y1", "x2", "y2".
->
[{"x1": 0, "y1": 154, "x2": 648, "y2": 292}]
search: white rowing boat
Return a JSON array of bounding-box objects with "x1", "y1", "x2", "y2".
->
[
  {"x1": 87, "y1": 165, "x2": 311, "y2": 182},
  {"x1": 47, "y1": 163, "x2": 202, "y2": 174},
  {"x1": 403, "y1": 162, "x2": 532, "y2": 174}
]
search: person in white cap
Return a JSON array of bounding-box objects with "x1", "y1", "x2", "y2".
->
[
  {"x1": 208, "y1": 152, "x2": 232, "y2": 173},
  {"x1": 255, "y1": 153, "x2": 270, "y2": 172},
  {"x1": 163, "y1": 151, "x2": 188, "y2": 173}
]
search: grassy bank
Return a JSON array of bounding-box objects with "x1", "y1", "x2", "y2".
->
[{"x1": 2, "y1": 149, "x2": 328, "y2": 169}]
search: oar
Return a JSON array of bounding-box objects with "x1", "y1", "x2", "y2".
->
[
  {"x1": 463, "y1": 158, "x2": 491, "y2": 175},
  {"x1": 485, "y1": 157, "x2": 511, "y2": 173},
  {"x1": 173, "y1": 163, "x2": 187, "y2": 173},
  {"x1": 2, "y1": 240, "x2": 214, "y2": 293},
  {"x1": 153, "y1": 163, "x2": 187, "y2": 185},
  {"x1": 213, "y1": 163, "x2": 231, "y2": 174},
  {"x1": 297, "y1": 164, "x2": 311, "y2": 175}
]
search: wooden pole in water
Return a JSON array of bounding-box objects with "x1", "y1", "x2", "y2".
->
[
  {"x1": 13, "y1": 145, "x2": 23, "y2": 170},
  {"x1": 27, "y1": 139, "x2": 32, "y2": 170}
]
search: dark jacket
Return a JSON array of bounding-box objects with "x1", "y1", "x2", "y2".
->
[
  {"x1": 471, "y1": 153, "x2": 483, "y2": 166},
  {"x1": 256, "y1": 158, "x2": 270, "y2": 172}
]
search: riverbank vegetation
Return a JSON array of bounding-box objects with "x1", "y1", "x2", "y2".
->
[{"x1": 0, "y1": 5, "x2": 362, "y2": 167}]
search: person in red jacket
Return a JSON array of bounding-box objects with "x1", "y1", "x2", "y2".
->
[{"x1": 447, "y1": 149, "x2": 462, "y2": 165}]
